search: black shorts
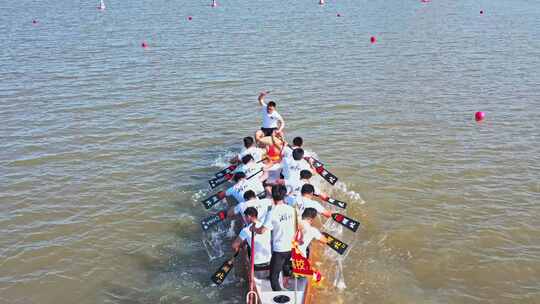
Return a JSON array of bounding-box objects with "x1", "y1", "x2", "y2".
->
[{"x1": 261, "y1": 127, "x2": 277, "y2": 137}]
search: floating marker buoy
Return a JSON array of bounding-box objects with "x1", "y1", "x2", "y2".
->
[
  {"x1": 97, "y1": 0, "x2": 105, "y2": 10},
  {"x1": 188, "y1": 16, "x2": 193, "y2": 21},
  {"x1": 32, "y1": 19, "x2": 38, "y2": 24},
  {"x1": 475, "y1": 111, "x2": 485, "y2": 122},
  {"x1": 211, "y1": 0, "x2": 217, "y2": 7},
  {"x1": 370, "y1": 36, "x2": 376, "y2": 44},
  {"x1": 319, "y1": 0, "x2": 325, "y2": 5},
  {"x1": 480, "y1": 10, "x2": 484, "y2": 14},
  {"x1": 337, "y1": 13, "x2": 341, "y2": 17},
  {"x1": 141, "y1": 41, "x2": 148, "y2": 48}
]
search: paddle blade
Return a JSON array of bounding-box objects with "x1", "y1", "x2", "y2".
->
[
  {"x1": 201, "y1": 192, "x2": 224, "y2": 209},
  {"x1": 322, "y1": 232, "x2": 349, "y2": 255},
  {"x1": 332, "y1": 213, "x2": 360, "y2": 232},
  {"x1": 215, "y1": 165, "x2": 237, "y2": 179},
  {"x1": 326, "y1": 197, "x2": 347, "y2": 209},
  {"x1": 201, "y1": 210, "x2": 227, "y2": 231},
  {"x1": 316, "y1": 167, "x2": 338, "y2": 185},
  {"x1": 311, "y1": 160, "x2": 338, "y2": 185},
  {"x1": 211, "y1": 252, "x2": 239, "y2": 285},
  {"x1": 209, "y1": 173, "x2": 232, "y2": 189}
]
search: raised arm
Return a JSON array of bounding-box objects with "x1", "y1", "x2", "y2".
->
[{"x1": 258, "y1": 91, "x2": 269, "y2": 107}]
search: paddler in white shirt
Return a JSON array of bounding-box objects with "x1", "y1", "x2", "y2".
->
[
  {"x1": 283, "y1": 170, "x2": 328, "y2": 205},
  {"x1": 230, "y1": 136, "x2": 265, "y2": 164},
  {"x1": 292, "y1": 184, "x2": 332, "y2": 218},
  {"x1": 228, "y1": 190, "x2": 272, "y2": 225},
  {"x1": 232, "y1": 207, "x2": 272, "y2": 276},
  {"x1": 225, "y1": 171, "x2": 267, "y2": 204},
  {"x1": 281, "y1": 148, "x2": 313, "y2": 182},
  {"x1": 234, "y1": 154, "x2": 265, "y2": 178},
  {"x1": 297, "y1": 207, "x2": 328, "y2": 258},
  {"x1": 282, "y1": 136, "x2": 312, "y2": 161},
  {"x1": 252, "y1": 185, "x2": 296, "y2": 291},
  {"x1": 255, "y1": 91, "x2": 285, "y2": 145}
]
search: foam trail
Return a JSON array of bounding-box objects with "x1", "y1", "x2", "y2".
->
[{"x1": 212, "y1": 151, "x2": 236, "y2": 168}]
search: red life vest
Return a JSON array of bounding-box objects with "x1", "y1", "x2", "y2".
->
[{"x1": 267, "y1": 144, "x2": 281, "y2": 162}]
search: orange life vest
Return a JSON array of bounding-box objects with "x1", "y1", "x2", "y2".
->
[{"x1": 267, "y1": 144, "x2": 281, "y2": 162}]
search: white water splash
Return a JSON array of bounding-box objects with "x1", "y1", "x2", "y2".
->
[
  {"x1": 211, "y1": 151, "x2": 236, "y2": 168},
  {"x1": 333, "y1": 259, "x2": 347, "y2": 290},
  {"x1": 331, "y1": 181, "x2": 365, "y2": 204},
  {"x1": 202, "y1": 230, "x2": 225, "y2": 261}
]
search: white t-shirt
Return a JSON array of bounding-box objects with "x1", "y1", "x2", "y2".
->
[
  {"x1": 263, "y1": 203, "x2": 296, "y2": 252},
  {"x1": 225, "y1": 178, "x2": 265, "y2": 203},
  {"x1": 239, "y1": 222, "x2": 272, "y2": 265},
  {"x1": 295, "y1": 196, "x2": 326, "y2": 214},
  {"x1": 298, "y1": 220, "x2": 323, "y2": 257},
  {"x1": 261, "y1": 106, "x2": 283, "y2": 129},
  {"x1": 239, "y1": 146, "x2": 265, "y2": 163},
  {"x1": 234, "y1": 198, "x2": 272, "y2": 224},
  {"x1": 244, "y1": 176, "x2": 266, "y2": 197},
  {"x1": 266, "y1": 163, "x2": 282, "y2": 184},
  {"x1": 236, "y1": 162, "x2": 264, "y2": 179},
  {"x1": 283, "y1": 146, "x2": 313, "y2": 161},
  {"x1": 281, "y1": 158, "x2": 312, "y2": 182},
  {"x1": 285, "y1": 179, "x2": 321, "y2": 199}
]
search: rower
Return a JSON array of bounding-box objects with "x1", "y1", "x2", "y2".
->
[
  {"x1": 232, "y1": 207, "x2": 272, "y2": 278},
  {"x1": 281, "y1": 148, "x2": 313, "y2": 182},
  {"x1": 230, "y1": 136, "x2": 264, "y2": 164},
  {"x1": 225, "y1": 172, "x2": 267, "y2": 204},
  {"x1": 293, "y1": 184, "x2": 332, "y2": 218},
  {"x1": 297, "y1": 208, "x2": 328, "y2": 258},
  {"x1": 282, "y1": 136, "x2": 311, "y2": 160},
  {"x1": 235, "y1": 154, "x2": 265, "y2": 178},
  {"x1": 228, "y1": 190, "x2": 272, "y2": 224},
  {"x1": 283, "y1": 170, "x2": 328, "y2": 204},
  {"x1": 252, "y1": 185, "x2": 295, "y2": 291},
  {"x1": 255, "y1": 91, "x2": 285, "y2": 144}
]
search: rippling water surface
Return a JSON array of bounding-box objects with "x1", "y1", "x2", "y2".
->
[{"x1": 1, "y1": 0, "x2": 539, "y2": 303}]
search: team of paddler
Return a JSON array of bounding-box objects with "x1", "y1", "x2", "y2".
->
[{"x1": 202, "y1": 92, "x2": 359, "y2": 292}]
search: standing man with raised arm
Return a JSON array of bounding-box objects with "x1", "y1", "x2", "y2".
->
[{"x1": 255, "y1": 91, "x2": 285, "y2": 144}]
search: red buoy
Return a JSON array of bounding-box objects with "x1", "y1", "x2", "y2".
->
[
  {"x1": 337, "y1": 13, "x2": 341, "y2": 17},
  {"x1": 141, "y1": 41, "x2": 148, "y2": 48},
  {"x1": 32, "y1": 19, "x2": 38, "y2": 24},
  {"x1": 370, "y1": 36, "x2": 376, "y2": 44},
  {"x1": 188, "y1": 16, "x2": 193, "y2": 21},
  {"x1": 480, "y1": 10, "x2": 484, "y2": 15},
  {"x1": 475, "y1": 111, "x2": 485, "y2": 122}
]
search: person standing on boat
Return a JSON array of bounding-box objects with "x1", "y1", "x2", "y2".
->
[
  {"x1": 255, "y1": 91, "x2": 285, "y2": 144},
  {"x1": 297, "y1": 208, "x2": 328, "y2": 258},
  {"x1": 252, "y1": 185, "x2": 296, "y2": 291},
  {"x1": 232, "y1": 207, "x2": 272, "y2": 277}
]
